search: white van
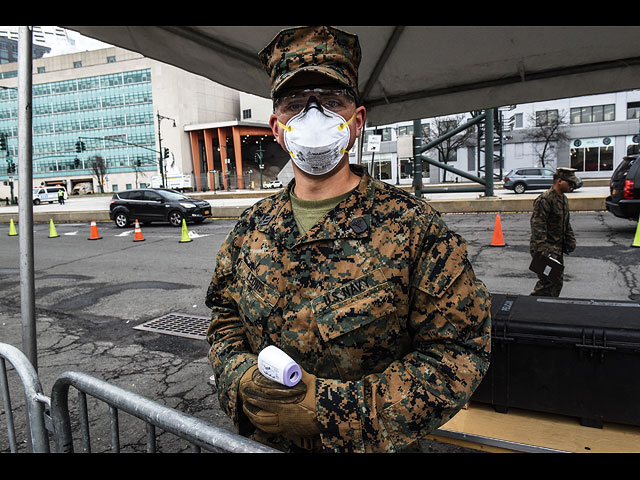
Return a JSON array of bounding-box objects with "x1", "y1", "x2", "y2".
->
[{"x1": 32, "y1": 186, "x2": 68, "y2": 204}]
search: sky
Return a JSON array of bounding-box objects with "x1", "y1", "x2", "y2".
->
[{"x1": 44, "y1": 28, "x2": 113, "y2": 57}]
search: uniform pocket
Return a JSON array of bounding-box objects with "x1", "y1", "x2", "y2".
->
[
  {"x1": 312, "y1": 269, "x2": 409, "y2": 379},
  {"x1": 230, "y1": 259, "x2": 281, "y2": 346}
]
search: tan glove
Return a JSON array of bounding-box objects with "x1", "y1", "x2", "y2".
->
[{"x1": 240, "y1": 365, "x2": 319, "y2": 437}]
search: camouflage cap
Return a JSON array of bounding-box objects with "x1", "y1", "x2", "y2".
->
[
  {"x1": 556, "y1": 167, "x2": 579, "y2": 185},
  {"x1": 258, "y1": 26, "x2": 361, "y2": 100}
]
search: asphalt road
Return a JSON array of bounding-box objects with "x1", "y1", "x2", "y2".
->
[
  {"x1": 2, "y1": 210, "x2": 637, "y2": 324},
  {"x1": 1, "y1": 211, "x2": 638, "y2": 452}
]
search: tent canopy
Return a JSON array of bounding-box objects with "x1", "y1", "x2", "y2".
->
[{"x1": 64, "y1": 26, "x2": 640, "y2": 125}]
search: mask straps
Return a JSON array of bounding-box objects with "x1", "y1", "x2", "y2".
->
[{"x1": 338, "y1": 112, "x2": 356, "y2": 131}]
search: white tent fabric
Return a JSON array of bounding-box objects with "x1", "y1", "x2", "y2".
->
[{"x1": 64, "y1": 26, "x2": 640, "y2": 125}]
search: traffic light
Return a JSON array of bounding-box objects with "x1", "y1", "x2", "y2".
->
[
  {"x1": 163, "y1": 147, "x2": 169, "y2": 159},
  {"x1": 75, "y1": 140, "x2": 86, "y2": 152},
  {"x1": 0, "y1": 133, "x2": 6, "y2": 150},
  {"x1": 74, "y1": 158, "x2": 80, "y2": 168}
]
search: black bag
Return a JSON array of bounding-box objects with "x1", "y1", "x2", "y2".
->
[{"x1": 528, "y1": 254, "x2": 564, "y2": 281}]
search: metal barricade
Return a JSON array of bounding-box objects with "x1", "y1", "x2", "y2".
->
[
  {"x1": 50, "y1": 370, "x2": 279, "y2": 453},
  {"x1": 1, "y1": 343, "x2": 278, "y2": 453},
  {"x1": 0, "y1": 343, "x2": 50, "y2": 452}
]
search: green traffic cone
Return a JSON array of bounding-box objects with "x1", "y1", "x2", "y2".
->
[
  {"x1": 48, "y1": 218, "x2": 59, "y2": 238},
  {"x1": 179, "y1": 218, "x2": 192, "y2": 243},
  {"x1": 8, "y1": 218, "x2": 17, "y2": 236}
]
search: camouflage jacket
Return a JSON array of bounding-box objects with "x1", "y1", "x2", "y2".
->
[
  {"x1": 530, "y1": 188, "x2": 576, "y2": 258},
  {"x1": 205, "y1": 165, "x2": 491, "y2": 453}
]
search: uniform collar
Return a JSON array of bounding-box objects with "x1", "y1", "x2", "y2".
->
[{"x1": 257, "y1": 164, "x2": 374, "y2": 249}]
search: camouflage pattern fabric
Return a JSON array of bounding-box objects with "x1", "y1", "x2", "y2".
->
[
  {"x1": 530, "y1": 187, "x2": 576, "y2": 296},
  {"x1": 259, "y1": 26, "x2": 361, "y2": 99},
  {"x1": 205, "y1": 164, "x2": 491, "y2": 453}
]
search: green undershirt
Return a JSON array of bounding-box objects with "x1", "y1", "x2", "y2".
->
[{"x1": 290, "y1": 188, "x2": 355, "y2": 234}]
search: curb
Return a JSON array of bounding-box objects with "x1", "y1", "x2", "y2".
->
[{"x1": 0, "y1": 196, "x2": 607, "y2": 224}]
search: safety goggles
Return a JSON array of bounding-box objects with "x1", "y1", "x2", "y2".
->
[{"x1": 274, "y1": 87, "x2": 356, "y2": 116}]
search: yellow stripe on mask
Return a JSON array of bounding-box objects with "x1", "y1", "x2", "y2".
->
[
  {"x1": 279, "y1": 120, "x2": 293, "y2": 132},
  {"x1": 338, "y1": 112, "x2": 356, "y2": 131}
]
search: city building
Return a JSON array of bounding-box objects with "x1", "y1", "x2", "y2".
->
[
  {"x1": 0, "y1": 44, "x2": 277, "y2": 202},
  {"x1": 361, "y1": 90, "x2": 640, "y2": 185}
]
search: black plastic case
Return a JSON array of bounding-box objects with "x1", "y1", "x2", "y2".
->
[{"x1": 471, "y1": 293, "x2": 640, "y2": 428}]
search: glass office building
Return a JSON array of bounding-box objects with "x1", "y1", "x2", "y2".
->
[{"x1": 0, "y1": 67, "x2": 156, "y2": 190}]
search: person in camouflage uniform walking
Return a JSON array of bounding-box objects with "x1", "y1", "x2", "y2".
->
[
  {"x1": 205, "y1": 26, "x2": 491, "y2": 453},
  {"x1": 530, "y1": 167, "x2": 578, "y2": 296}
]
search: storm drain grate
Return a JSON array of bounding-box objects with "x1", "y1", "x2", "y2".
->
[{"x1": 133, "y1": 312, "x2": 210, "y2": 340}]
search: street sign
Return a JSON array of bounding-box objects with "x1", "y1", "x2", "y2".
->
[{"x1": 367, "y1": 135, "x2": 381, "y2": 153}]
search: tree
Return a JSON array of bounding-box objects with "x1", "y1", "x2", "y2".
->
[
  {"x1": 89, "y1": 155, "x2": 108, "y2": 193},
  {"x1": 523, "y1": 109, "x2": 571, "y2": 167},
  {"x1": 423, "y1": 115, "x2": 476, "y2": 182}
]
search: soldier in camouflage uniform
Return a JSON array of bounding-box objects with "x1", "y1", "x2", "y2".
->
[
  {"x1": 205, "y1": 26, "x2": 491, "y2": 453},
  {"x1": 530, "y1": 167, "x2": 578, "y2": 297}
]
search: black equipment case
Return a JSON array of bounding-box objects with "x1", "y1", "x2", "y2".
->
[{"x1": 471, "y1": 293, "x2": 640, "y2": 428}]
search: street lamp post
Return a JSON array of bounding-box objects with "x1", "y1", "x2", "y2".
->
[
  {"x1": 156, "y1": 111, "x2": 176, "y2": 188},
  {"x1": 255, "y1": 139, "x2": 265, "y2": 189}
]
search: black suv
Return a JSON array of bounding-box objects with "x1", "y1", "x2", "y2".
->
[
  {"x1": 605, "y1": 155, "x2": 640, "y2": 220},
  {"x1": 109, "y1": 188, "x2": 212, "y2": 228}
]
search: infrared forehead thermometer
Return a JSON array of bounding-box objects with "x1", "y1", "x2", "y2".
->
[{"x1": 258, "y1": 345, "x2": 302, "y2": 387}]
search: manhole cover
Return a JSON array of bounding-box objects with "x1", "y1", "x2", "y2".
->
[{"x1": 134, "y1": 312, "x2": 210, "y2": 340}]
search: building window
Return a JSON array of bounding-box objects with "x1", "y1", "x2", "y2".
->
[
  {"x1": 570, "y1": 138, "x2": 614, "y2": 172},
  {"x1": 627, "y1": 102, "x2": 640, "y2": 120},
  {"x1": 73, "y1": 61, "x2": 82, "y2": 68},
  {"x1": 242, "y1": 109, "x2": 252, "y2": 119},
  {"x1": 397, "y1": 125, "x2": 414, "y2": 136},
  {"x1": 107, "y1": 56, "x2": 116, "y2": 63},
  {"x1": 506, "y1": 113, "x2": 523, "y2": 130},
  {"x1": 570, "y1": 104, "x2": 615, "y2": 124},
  {"x1": 37, "y1": 66, "x2": 46, "y2": 74},
  {"x1": 535, "y1": 109, "x2": 558, "y2": 126}
]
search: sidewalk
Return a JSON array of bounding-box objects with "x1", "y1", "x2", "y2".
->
[{"x1": 0, "y1": 181, "x2": 610, "y2": 224}]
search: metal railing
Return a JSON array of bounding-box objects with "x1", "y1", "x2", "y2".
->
[
  {"x1": 1, "y1": 342, "x2": 279, "y2": 453},
  {"x1": 0, "y1": 343, "x2": 50, "y2": 452}
]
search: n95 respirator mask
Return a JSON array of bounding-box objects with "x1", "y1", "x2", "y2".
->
[{"x1": 279, "y1": 103, "x2": 355, "y2": 176}]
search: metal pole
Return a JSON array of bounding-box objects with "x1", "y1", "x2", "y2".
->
[
  {"x1": 484, "y1": 108, "x2": 495, "y2": 197},
  {"x1": 17, "y1": 26, "x2": 37, "y2": 371},
  {"x1": 412, "y1": 119, "x2": 423, "y2": 197},
  {"x1": 156, "y1": 111, "x2": 165, "y2": 188}
]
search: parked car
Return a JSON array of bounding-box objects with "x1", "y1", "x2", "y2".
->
[
  {"x1": 109, "y1": 188, "x2": 212, "y2": 228},
  {"x1": 605, "y1": 155, "x2": 640, "y2": 220},
  {"x1": 33, "y1": 186, "x2": 68, "y2": 204},
  {"x1": 503, "y1": 167, "x2": 583, "y2": 194},
  {"x1": 263, "y1": 180, "x2": 283, "y2": 189}
]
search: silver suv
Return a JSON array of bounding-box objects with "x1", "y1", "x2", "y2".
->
[{"x1": 503, "y1": 167, "x2": 582, "y2": 194}]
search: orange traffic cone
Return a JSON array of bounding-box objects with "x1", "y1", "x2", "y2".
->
[
  {"x1": 133, "y1": 219, "x2": 145, "y2": 242},
  {"x1": 490, "y1": 214, "x2": 506, "y2": 247},
  {"x1": 88, "y1": 220, "x2": 102, "y2": 240}
]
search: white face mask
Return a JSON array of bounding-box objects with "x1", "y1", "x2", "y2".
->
[{"x1": 279, "y1": 103, "x2": 355, "y2": 176}]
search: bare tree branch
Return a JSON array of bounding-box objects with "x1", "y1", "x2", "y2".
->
[
  {"x1": 523, "y1": 109, "x2": 571, "y2": 167},
  {"x1": 423, "y1": 115, "x2": 476, "y2": 181},
  {"x1": 89, "y1": 155, "x2": 108, "y2": 193}
]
